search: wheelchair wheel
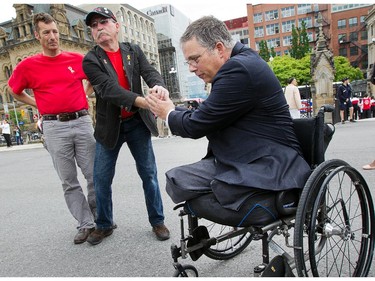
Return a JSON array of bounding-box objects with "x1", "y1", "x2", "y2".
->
[
  {"x1": 173, "y1": 264, "x2": 198, "y2": 277},
  {"x1": 197, "y1": 218, "x2": 253, "y2": 260},
  {"x1": 294, "y1": 159, "x2": 375, "y2": 277}
]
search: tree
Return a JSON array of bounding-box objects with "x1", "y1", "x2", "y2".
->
[
  {"x1": 288, "y1": 21, "x2": 311, "y2": 59},
  {"x1": 269, "y1": 55, "x2": 310, "y2": 86},
  {"x1": 268, "y1": 55, "x2": 363, "y2": 86},
  {"x1": 333, "y1": 56, "x2": 363, "y2": 82},
  {"x1": 270, "y1": 47, "x2": 276, "y2": 59},
  {"x1": 258, "y1": 40, "x2": 270, "y2": 62}
]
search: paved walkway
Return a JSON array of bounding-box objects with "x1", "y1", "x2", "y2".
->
[
  {"x1": 0, "y1": 142, "x2": 44, "y2": 152},
  {"x1": 1, "y1": 118, "x2": 374, "y2": 154},
  {"x1": 0, "y1": 135, "x2": 170, "y2": 153}
]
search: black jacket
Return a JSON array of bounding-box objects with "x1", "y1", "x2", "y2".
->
[
  {"x1": 83, "y1": 42, "x2": 164, "y2": 149},
  {"x1": 337, "y1": 83, "x2": 352, "y2": 104}
]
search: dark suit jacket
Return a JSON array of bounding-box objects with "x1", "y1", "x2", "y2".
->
[
  {"x1": 168, "y1": 42, "x2": 311, "y2": 210},
  {"x1": 83, "y1": 42, "x2": 162, "y2": 149}
]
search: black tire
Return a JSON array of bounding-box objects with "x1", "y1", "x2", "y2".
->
[
  {"x1": 173, "y1": 264, "x2": 199, "y2": 277},
  {"x1": 197, "y1": 218, "x2": 253, "y2": 260},
  {"x1": 294, "y1": 159, "x2": 375, "y2": 277}
]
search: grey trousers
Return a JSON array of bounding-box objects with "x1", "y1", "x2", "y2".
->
[
  {"x1": 42, "y1": 115, "x2": 96, "y2": 229},
  {"x1": 166, "y1": 158, "x2": 214, "y2": 204}
]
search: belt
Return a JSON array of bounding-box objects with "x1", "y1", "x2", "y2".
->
[{"x1": 43, "y1": 110, "x2": 89, "y2": 122}]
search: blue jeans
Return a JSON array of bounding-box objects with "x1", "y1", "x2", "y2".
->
[{"x1": 94, "y1": 114, "x2": 165, "y2": 229}]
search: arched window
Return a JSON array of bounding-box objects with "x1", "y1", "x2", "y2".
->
[
  {"x1": 127, "y1": 11, "x2": 132, "y2": 26},
  {"x1": 134, "y1": 15, "x2": 139, "y2": 28},
  {"x1": 140, "y1": 18, "x2": 144, "y2": 31},
  {"x1": 4, "y1": 66, "x2": 11, "y2": 79},
  {"x1": 120, "y1": 8, "x2": 126, "y2": 22}
]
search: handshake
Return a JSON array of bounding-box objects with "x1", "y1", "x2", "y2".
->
[{"x1": 145, "y1": 85, "x2": 175, "y2": 120}]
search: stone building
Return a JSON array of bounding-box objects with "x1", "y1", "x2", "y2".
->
[{"x1": 0, "y1": 4, "x2": 94, "y2": 130}]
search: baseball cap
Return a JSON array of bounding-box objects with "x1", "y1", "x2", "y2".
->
[
  {"x1": 85, "y1": 7, "x2": 117, "y2": 26},
  {"x1": 342, "y1": 77, "x2": 349, "y2": 82}
]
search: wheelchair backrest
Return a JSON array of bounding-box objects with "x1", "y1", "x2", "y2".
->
[{"x1": 293, "y1": 108, "x2": 334, "y2": 168}]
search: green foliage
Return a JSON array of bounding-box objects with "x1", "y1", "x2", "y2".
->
[
  {"x1": 258, "y1": 40, "x2": 277, "y2": 63},
  {"x1": 288, "y1": 22, "x2": 311, "y2": 59},
  {"x1": 333, "y1": 56, "x2": 364, "y2": 82},
  {"x1": 270, "y1": 47, "x2": 276, "y2": 58},
  {"x1": 269, "y1": 54, "x2": 363, "y2": 86},
  {"x1": 269, "y1": 54, "x2": 311, "y2": 86},
  {"x1": 8, "y1": 110, "x2": 25, "y2": 129},
  {"x1": 258, "y1": 40, "x2": 270, "y2": 62}
]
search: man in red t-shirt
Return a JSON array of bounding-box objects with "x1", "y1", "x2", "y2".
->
[
  {"x1": 8, "y1": 12, "x2": 97, "y2": 244},
  {"x1": 361, "y1": 94, "x2": 371, "y2": 119}
]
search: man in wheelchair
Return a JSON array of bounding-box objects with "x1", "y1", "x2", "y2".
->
[
  {"x1": 147, "y1": 16, "x2": 311, "y2": 226},
  {"x1": 147, "y1": 16, "x2": 375, "y2": 277}
]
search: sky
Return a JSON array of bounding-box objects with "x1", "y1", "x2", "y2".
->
[
  {"x1": 1, "y1": 1, "x2": 372, "y2": 24},
  {"x1": 0, "y1": 0, "x2": 255, "y2": 23}
]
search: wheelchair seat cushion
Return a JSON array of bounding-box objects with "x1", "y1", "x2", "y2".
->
[
  {"x1": 275, "y1": 189, "x2": 300, "y2": 216},
  {"x1": 184, "y1": 190, "x2": 279, "y2": 227}
]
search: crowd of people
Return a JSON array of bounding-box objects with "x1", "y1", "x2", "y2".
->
[
  {"x1": 0, "y1": 120, "x2": 24, "y2": 147},
  {"x1": 337, "y1": 77, "x2": 375, "y2": 123},
  {"x1": 350, "y1": 93, "x2": 375, "y2": 120}
]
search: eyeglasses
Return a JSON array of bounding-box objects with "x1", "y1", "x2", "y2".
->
[
  {"x1": 90, "y1": 18, "x2": 113, "y2": 29},
  {"x1": 184, "y1": 49, "x2": 209, "y2": 67}
]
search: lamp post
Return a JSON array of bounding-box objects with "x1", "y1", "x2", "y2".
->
[
  {"x1": 269, "y1": 55, "x2": 274, "y2": 71},
  {"x1": 169, "y1": 67, "x2": 177, "y2": 101},
  {"x1": 13, "y1": 101, "x2": 19, "y2": 127}
]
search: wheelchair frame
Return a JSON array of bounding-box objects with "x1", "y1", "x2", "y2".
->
[{"x1": 170, "y1": 105, "x2": 375, "y2": 277}]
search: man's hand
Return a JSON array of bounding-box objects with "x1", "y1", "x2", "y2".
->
[
  {"x1": 146, "y1": 91, "x2": 175, "y2": 120},
  {"x1": 149, "y1": 85, "x2": 170, "y2": 101}
]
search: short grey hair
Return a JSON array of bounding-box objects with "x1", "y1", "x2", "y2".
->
[{"x1": 180, "y1": 16, "x2": 235, "y2": 50}]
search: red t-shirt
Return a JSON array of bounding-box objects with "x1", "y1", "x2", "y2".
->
[
  {"x1": 351, "y1": 97, "x2": 359, "y2": 105},
  {"x1": 105, "y1": 49, "x2": 133, "y2": 119},
  {"x1": 362, "y1": 97, "x2": 371, "y2": 110},
  {"x1": 8, "y1": 52, "x2": 88, "y2": 115}
]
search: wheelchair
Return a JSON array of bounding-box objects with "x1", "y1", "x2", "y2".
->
[{"x1": 169, "y1": 105, "x2": 375, "y2": 277}]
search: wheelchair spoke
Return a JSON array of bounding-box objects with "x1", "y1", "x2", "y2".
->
[
  {"x1": 195, "y1": 218, "x2": 253, "y2": 260},
  {"x1": 294, "y1": 160, "x2": 374, "y2": 277}
]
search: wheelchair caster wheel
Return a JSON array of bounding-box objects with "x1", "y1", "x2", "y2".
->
[{"x1": 173, "y1": 264, "x2": 198, "y2": 277}]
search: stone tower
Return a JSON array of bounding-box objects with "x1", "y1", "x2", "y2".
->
[{"x1": 310, "y1": 12, "x2": 335, "y2": 120}]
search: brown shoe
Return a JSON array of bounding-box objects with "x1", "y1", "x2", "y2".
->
[
  {"x1": 87, "y1": 228, "x2": 114, "y2": 245},
  {"x1": 152, "y1": 224, "x2": 170, "y2": 241},
  {"x1": 74, "y1": 227, "x2": 95, "y2": 244}
]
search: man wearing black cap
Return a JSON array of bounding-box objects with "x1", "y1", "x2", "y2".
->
[
  {"x1": 337, "y1": 77, "x2": 355, "y2": 124},
  {"x1": 82, "y1": 7, "x2": 170, "y2": 245}
]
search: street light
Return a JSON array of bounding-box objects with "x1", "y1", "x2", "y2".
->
[
  {"x1": 13, "y1": 101, "x2": 19, "y2": 127},
  {"x1": 269, "y1": 55, "x2": 274, "y2": 71},
  {"x1": 169, "y1": 67, "x2": 177, "y2": 100}
]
